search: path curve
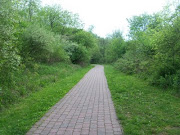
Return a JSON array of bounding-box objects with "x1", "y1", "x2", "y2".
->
[{"x1": 27, "y1": 65, "x2": 123, "y2": 135}]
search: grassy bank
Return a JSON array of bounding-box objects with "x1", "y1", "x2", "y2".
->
[
  {"x1": 0, "y1": 63, "x2": 79, "y2": 109},
  {"x1": 105, "y1": 65, "x2": 180, "y2": 135},
  {"x1": 0, "y1": 63, "x2": 93, "y2": 135}
]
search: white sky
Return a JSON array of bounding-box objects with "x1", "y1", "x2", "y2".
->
[{"x1": 41, "y1": 0, "x2": 169, "y2": 38}]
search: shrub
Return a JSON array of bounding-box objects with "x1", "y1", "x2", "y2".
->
[
  {"x1": 173, "y1": 70, "x2": 180, "y2": 93},
  {"x1": 114, "y1": 58, "x2": 135, "y2": 74},
  {"x1": 90, "y1": 47, "x2": 103, "y2": 64},
  {"x1": 45, "y1": 35, "x2": 70, "y2": 63},
  {"x1": 0, "y1": 0, "x2": 21, "y2": 105},
  {"x1": 71, "y1": 30, "x2": 96, "y2": 49},
  {"x1": 64, "y1": 42, "x2": 90, "y2": 66},
  {"x1": 20, "y1": 25, "x2": 69, "y2": 63}
]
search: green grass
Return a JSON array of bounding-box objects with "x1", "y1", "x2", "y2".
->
[
  {"x1": 0, "y1": 63, "x2": 88, "y2": 109},
  {"x1": 0, "y1": 63, "x2": 93, "y2": 135},
  {"x1": 104, "y1": 65, "x2": 180, "y2": 135}
]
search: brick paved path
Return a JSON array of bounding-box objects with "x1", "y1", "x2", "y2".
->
[{"x1": 27, "y1": 65, "x2": 123, "y2": 135}]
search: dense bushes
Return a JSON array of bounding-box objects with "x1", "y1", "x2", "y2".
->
[
  {"x1": 90, "y1": 46, "x2": 103, "y2": 64},
  {"x1": 64, "y1": 42, "x2": 89, "y2": 65},
  {"x1": 0, "y1": 0, "x2": 22, "y2": 108},
  {"x1": 105, "y1": 31, "x2": 126, "y2": 63},
  {"x1": 99, "y1": 4, "x2": 180, "y2": 94},
  {"x1": 65, "y1": 29, "x2": 100, "y2": 65},
  {"x1": 0, "y1": 0, "x2": 100, "y2": 109},
  {"x1": 70, "y1": 30, "x2": 96, "y2": 49},
  {"x1": 21, "y1": 25, "x2": 68, "y2": 63},
  {"x1": 112, "y1": 5, "x2": 180, "y2": 93},
  {"x1": 147, "y1": 15, "x2": 180, "y2": 92}
]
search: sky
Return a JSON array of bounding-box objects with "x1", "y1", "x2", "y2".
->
[{"x1": 41, "y1": 0, "x2": 169, "y2": 38}]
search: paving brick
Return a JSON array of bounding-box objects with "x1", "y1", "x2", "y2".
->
[
  {"x1": 64, "y1": 130, "x2": 73, "y2": 135},
  {"x1": 73, "y1": 131, "x2": 81, "y2": 135},
  {"x1": 50, "y1": 128, "x2": 58, "y2": 133},
  {"x1": 26, "y1": 66, "x2": 123, "y2": 135},
  {"x1": 56, "y1": 129, "x2": 65, "y2": 135},
  {"x1": 81, "y1": 128, "x2": 89, "y2": 134}
]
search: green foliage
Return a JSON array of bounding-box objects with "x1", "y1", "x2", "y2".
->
[
  {"x1": 113, "y1": 4, "x2": 180, "y2": 92},
  {"x1": 128, "y1": 14, "x2": 162, "y2": 39},
  {"x1": 173, "y1": 70, "x2": 180, "y2": 93},
  {"x1": 16, "y1": 0, "x2": 41, "y2": 22},
  {"x1": 71, "y1": 30, "x2": 97, "y2": 49},
  {"x1": 64, "y1": 42, "x2": 90, "y2": 65},
  {"x1": 147, "y1": 15, "x2": 180, "y2": 91},
  {"x1": 97, "y1": 37, "x2": 109, "y2": 63},
  {"x1": 64, "y1": 29, "x2": 99, "y2": 65},
  {"x1": 0, "y1": 0, "x2": 98, "y2": 110},
  {"x1": 105, "y1": 31, "x2": 126, "y2": 63},
  {"x1": 0, "y1": 0, "x2": 21, "y2": 95},
  {"x1": 114, "y1": 40, "x2": 151, "y2": 74},
  {"x1": 105, "y1": 65, "x2": 180, "y2": 135},
  {"x1": 37, "y1": 5, "x2": 62, "y2": 30},
  {"x1": 90, "y1": 46, "x2": 103, "y2": 64},
  {"x1": 37, "y1": 5, "x2": 83, "y2": 33},
  {"x1": 21, "y1": 25, "x2": 69, "y2": 63}
]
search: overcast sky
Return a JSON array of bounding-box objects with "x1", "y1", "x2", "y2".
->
[{"x1": 41, "y1": 0, "x2": 169, "y2": 38}]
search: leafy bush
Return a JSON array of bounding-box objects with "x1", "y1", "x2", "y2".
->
[
  {"x1": 0, "y1": 0, "x2": 21, "y2": 106},
  {"x1": 105, "y1": 31, "x2": 126, "y2": 63},
  {"x1": 21, "y1": 25, "x2": 69, "y2": 63},
  {"x1": 46, "y1": 35, "x2": 70, "y2": 63},
  {"x1": 90, "y1": 47, "x2": 103, "y2": 64},
  {"x1": 0, "y1": 0, "x2": 98, "y2": 110},
  {"x1": 113, "y1": 5, "x2": 180, "y2": 93},
  {"x1": 71, "y1": 30, "x2": 96, "y2": 49},
  {"x1": 64, "y1": 42, "x2": 90, "y2": 66},
  {"x1": 114, "y1": 58, "x2": 135, "y2": 74},
  {"x1": 173, "y1": 70, "x2": 180, "y2": 93}
]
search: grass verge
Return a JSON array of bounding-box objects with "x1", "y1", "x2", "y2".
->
[
  {"x1": 105, "y1": 65, "x2": 180, "y2": 135},
  {"x1": 0, "y1": 63, "x2": 93, "y2": 135}
]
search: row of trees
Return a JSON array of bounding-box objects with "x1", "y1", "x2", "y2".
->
[
  {"x1": 0, "y1": 0, "x2": 102, "y2": 108},
  {"x1": 102, "y1": 4, "x2": 180, "y2": 93}
]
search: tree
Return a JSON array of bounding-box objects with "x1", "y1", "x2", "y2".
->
[
  {"x1": 113, "y1": 4, "x2": 180, "y2": 92},
  {"x1": 105, "y1": 31, "x2": 126, "y2": 63},
  {"x1": 150, "y1": 8, "x2": 180, "y2": 88},
  {"x1": 16, "y1": 0, "x2": 40, "y2": 22},
  {"x1": 97, "y1": 37, "x2": 109, "y2": 63},
  {"x1": 37, "y1": 6, "x2": 83, "y2": 34},
  {"x1": 70, "y1": 30, "x2": 96, "y2": 49},
  {"x1": 0, "y1": 0, "x2": 21, "y2": 87}
]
